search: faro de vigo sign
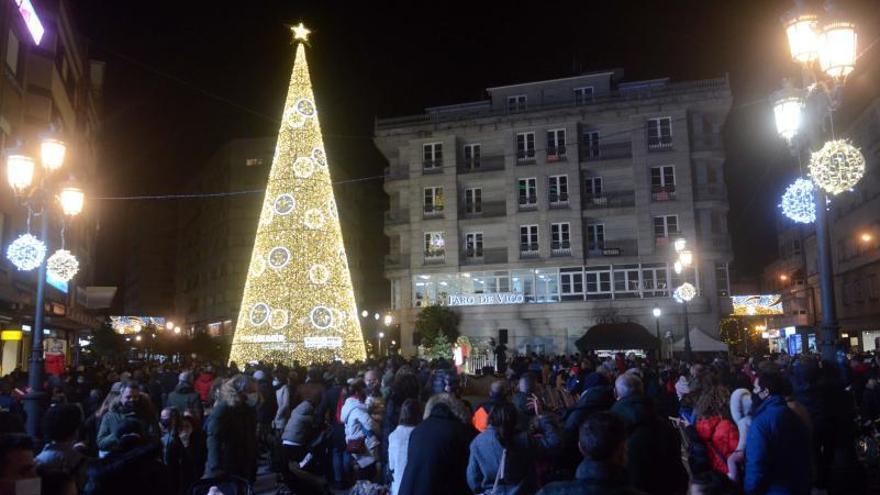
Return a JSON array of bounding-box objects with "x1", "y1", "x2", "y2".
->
[{"x1": 447, "y1": 293, "x2": 525, "y2": 306}]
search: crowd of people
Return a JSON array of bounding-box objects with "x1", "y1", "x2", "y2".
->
[{"x1": 0, "y1": 349, "x2": 877, "y2": 495}]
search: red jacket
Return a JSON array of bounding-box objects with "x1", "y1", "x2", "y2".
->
[
  {"x1": 194, "y1": 373, "x2": 214, "y2": 402},
  {"x1": 695, "y1": 416, "x2": 739, "y2": 474}
]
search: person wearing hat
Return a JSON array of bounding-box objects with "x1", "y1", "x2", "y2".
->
[{"x1": 167, "y1": 371, "x2": 203, "y2": 419}]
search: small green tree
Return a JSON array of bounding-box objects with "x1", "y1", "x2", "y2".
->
[
  {"x1": 415, "y1": 305, "x2": 460, "y2": 343},
  {"x1": 422, "y1": 332, "x2": 453, "y2": 360}
]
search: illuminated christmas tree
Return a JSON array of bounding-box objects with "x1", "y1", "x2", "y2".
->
[{"x1": 228, "y1": 24, "x2": 366, "y2": 364}]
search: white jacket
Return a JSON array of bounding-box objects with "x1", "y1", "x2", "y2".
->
[
  {"x1": 341, "y1": 396, "x2": 379, "y2": 467},
  {"x1": 388, "y1": 425, "x2": 415, "y2": 495},
  {"x1": 273, "y1": 384, "x2": 290, "y2": 430},
  {"x1": 729, "y1": 388, "x2": 753, "y2": 452}
]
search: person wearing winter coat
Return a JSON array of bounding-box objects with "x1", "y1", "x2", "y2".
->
[
  {"x1": 388, "y1": 399, "x2": 421, "y2": 495},
  {"x1": 166, "y1": 372, "x2": 203, "y2": 419},
  {"x1": 342, "y1": 381, "x2": 380, "y2": 480},
  {"x1": 610, "y1": 373, "x2": 687, "y2": 495},
  {"x1": 281, "y1": 390, "x2": 319, "y2": 462},
  {"x1": 744, "y1": 367, "x2": 811, "y2": 495},
  {"x1": 728, "y1": 388, "x2": 752, "y2": 452},
  {"x1": 537, "y1": 412, "x2": 647, "y2": 495},
  {"x1": 693, "y1": 385, "x2": 739, "y2": 476},
  {"x1": 398, "y1": 393, "x2": 477, "y2": 495},
  {"x1": 82, "y1": 418, "x2": 173, "y2": 495},
  {"x1": 467, "y1": 399, "x2": 561, "y2": 495},
  {"x1": 96, "y1": 383, "x2": 159, "y2": 453},
  {"x1": 35, "y1": 404, "x2": 92, "y2": 489},
  {"x1": 193, "y1": 369, "x2": 215, "y2": 404},
  {"x1": 204, "y1": 374, "x2": 259, "y2": 482},
  {"x1": 273, "y1": 374, "x2": 292, "y2": 431}
]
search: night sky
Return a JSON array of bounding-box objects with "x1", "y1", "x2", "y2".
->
[{"x1": 73, "y1": 0, "x2": 878, "y2": 294}]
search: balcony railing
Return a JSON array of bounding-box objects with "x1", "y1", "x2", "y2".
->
[
  {"x1": 549, "y1": 193, "x2": 569, "y2": 208},
  {"x1": 586, "y1": 239, "x2": 637, "y2": 257},
  {"x1": 651, "y1": 185, "x2": 677, "y2": 202},
  {"x1": 518, "y1": 198, "x2": 538, "y2": 211},
  {"x1": 384, "y1": 166, "x2": 409, "y2": 181},
  {"x1": 384, "y1": 209, "x2": 409, "y2": 225},
  {"x1": 424, "y1": 251, "x2": 446, "y2": 264},
  {"x1": 520, "y1": 243, "x2": 540, "y2": 258},
  {"x1": 459, "y1": 155, "x2": 505, "y2": 174},
  {"x1": 422, "y1": 160, "x2": 443, "y2": 173},
  {"x1": 551, "y1": 240, "x2": 572, "y2": 257},
  {"x1": 462, "y1": 200, "x2": 506, "y2": 218},
  {"x1": 461, "y1": 247, "x2": 508, "y2": 265},
  {"x1": 647, "y1": 139, "x2": 673, "y2": 152},
  {"x1": 516, "y1": 149, "x2": 536, "y2": 164},
  {"x1": 546, "y1": 146, "x2": 567, "y2": 162},
  {"x1": 423, "y1": 205, "x2": 444, "y2": 218},
  {"x1": 654, "y1": 234, "x2": 680, "y2": 248},
  {"x1": 580, "y1": 142, "x2": 632, "y2": 161},
  {"x1": 582, "y1": 190, "x2": 635, "y2": 209}
]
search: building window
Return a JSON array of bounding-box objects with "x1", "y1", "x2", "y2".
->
[
  {"x1": 520, "y1": 225, "x2": 539, "y2": 257},
  {"x1": 465, "y1": 188, "x2": 482, "y2": 214},
  {"x1": 792, "y1": 239, "x2": 802, "y2": 256},
  {"x1": 582, "y1": 130, "x2": 600, "y2": 159},
  {"x1": 535, "y1": 268, "x2": 559, "y2": 303},
  {"x1": 518, "y1": 178, "x2": 538, "y2": 209},
  {"x1": 641, "y1": 264, "x2": 669, "y2": 297},
  {"x1": 424, "y1": 232, "x2": 445, "y2": 260},
  {"x1": 647, "y1": 117, "x2": 673, "y2": 149},
  {"x1": 715, "y1": 262, "x2": 730, "y2": 296},
  {"x1": 551, "y1": 223, "x2": 571, "y2": 255},
  {"x1": 653, "y1": 215, "x2": 679, "y2": 238},
  {"x1": 585, "y1": 176, "x2": 603, "y2": 198},
  {"x1": 868, "y1": 274, "x2": 879, "y2": 301},
  {"x1": 560, "y1": 269, "x2": 584, "y2": 300},
  {"x1": 507, "y1": 95, "x2": 527, "y2": 112},
  {"x1": 574, "y1": 86, "x2": 594, "y2": 105},
  {"x1": 245, "y1": 157, "x2": 263, "y2": 167},
  {"x1": 423, "y1": 143, "x2": 442, "y2": 169},
  {"x1": 587, "y1": 224, "x2": 605, "y2": 251},
  {"x1": 546, "y1": 129, "x2": 566, "y2": 160},
  {"x1": 585, "y1": 267, "x2": 612, "y2": 299},
  {"x1": 6, "y1": 30, "x2": 20, "y2": 76},
  {"x1": 516, "y1": 132, "x2": 536, "y2": 161},
  {"x1": 613, "y1": 265, "x2": 641, "y2": 297},
  {"x1": 464, "y1": 144, "x2": 481, "y2": 169},
  {"x1": 423, "y1": 187, "x2": 444, "y2": 216},
  {"x1": 464, "y1": 232, "x2": 483, "y2": 258},
  {"x1": 390, "y1": 279, "x2": 401, "y2": 310},
  {"x1": 549, "y1": 175, "x2": 568, "y2": 205},
  {"x1": 650, "y1": 165, "x2": 676, "y2": 201}
]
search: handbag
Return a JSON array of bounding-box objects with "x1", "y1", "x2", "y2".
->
[
  {"x1": 484, "y1": 449, "x2": 507, "y2": 495},
  {"x1": 346, "y1": 437, "x2": 366, "y2": 454}
]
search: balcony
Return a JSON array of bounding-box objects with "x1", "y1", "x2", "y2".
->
[
  {"x1": 459, "y1": 155, "x2": 505, "y2": 174},
  {"x1": 654, "y1": 234, "x2": 680, "y2": 248},
  {"x1": 580, "y1": 142, "x2": 633, "y2": 161},
  {"x1": 549, "y1": 193, "x2": 569, "y2": 209},
  {"x1": 551, "y1": 240, "x2": 572, "y2": 257},
  {"x1": 462, "y1": 247, "x2": 508, "y2": 265},
  {"x1": 423, "y1": 205, "x2": 444, "y2": 219},
  {"x1": 651, "y1": 185, "x2": 677, "y2": 202},
  {"x1": 384, "y1": 254, "x2": 410, "y2": 269},
  {"x1": 587, "y1": 239, "x2": 637, "y2": 257},
  {"x1": 462, "y1": 200, "x2": 506, "y2": 218},
  {"x1": 516, "y1": 149, "x2": 536, "y2": 165},
  {"x1": 520, "y1": 243, "x2": 540, "y2": 259},
  {"x1": 647, "y1": 139, "x2": 674, "y2": 152},
  {"x1": 518, "y1": 198, "x2": 538, "y2": 211},
  {"x1": 424, "y1": 251, "x2": 446, "y2": 264},
  {"x1": 422, "y1": 160, "x2": 443, "y2": 174},
  {"x1": 582, "y1": 190, "x2": 635, "y2": 210},
  {"x1": 384, "y1": 166, "x2": 409, "y2": 181},
  {"x1": 545, "y1": 146, "x2": 567, "y2": 162},
  {"x1": 384, "y1": 208, "x2": 409, "y2": 225}
]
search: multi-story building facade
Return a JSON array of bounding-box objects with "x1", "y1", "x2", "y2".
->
[
  {"x1": 0, "y1": 0, "x2": 104, "y2": 373},
  {"x1": 763, "y1": 97, "x2": 880, "y2": 352},
  {"x1": 375, "y1": 70, "x2": 733, "y2": 355}
]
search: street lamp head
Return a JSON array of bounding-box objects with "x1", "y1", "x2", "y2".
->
[
  {"x1": 373, "y1": 312, "x2": 380, "y2": 321},
  {"x1": 6, "y1": 154, "x2": 35, "y2": 193},
  {"x1": 782, "y1": 8, "x2": 820, "y2": 64},
  {"x1": 860, "y1": 232, "x2": 873, "y2": 243},
  {"x1": 174, "y1": 326, "x2": 181, "y2": 334},
  {"x1": 819, "y1": 9, "x2": 857, "y2": 79},
  {"x1": 383, "y1": 314, "x2": 393, "y2": 326},
  {"x1": 780, "y1": 274, "x2": 789, "y2": 281},
  {"x1": 58, "y1": 186, "x2": 85, "y2": 216},
  {"x1": 40, "y1": 138, "x2": 66, "y2": 172},
  {"x1": 165, "y1": 321, "x2": 174, "y2": 331},
  {"x1": 772, "y1": 85, "x2": 805, "y2": 142},
  {"x1": 361, "y1": 310, "x2": 368, "y2": 318},
  {"x1": 673, "y1": 260, "x2": 683, "y2": 274},
  {"x1": 679, "y1": 250, "x2": 694, "y2": 268},
  {"x1": 673, "y1": 238, "x2": 686, "y2": 252},
  {"x1": 652, "y1": 307, "x2": 662, "y2": 318},
  {"x1": 378, "y1": 332, "x2": 385, "y2": 339}
]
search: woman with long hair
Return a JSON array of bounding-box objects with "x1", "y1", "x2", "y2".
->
[
  {"x1": 693, "y1": 384, "x2": 739, "y2": 477},
  {"x1": 387, "y1": 399, "x2": 422, "y2": 495}
]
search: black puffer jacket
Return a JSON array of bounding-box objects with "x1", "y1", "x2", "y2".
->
[{"x1": 82, "y1": 442, "x2": 172, "y2": 495}]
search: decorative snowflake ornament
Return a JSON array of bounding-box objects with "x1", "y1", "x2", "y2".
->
[{"x1": 7, "y1": 234, "x2": 47, "y2": 271}]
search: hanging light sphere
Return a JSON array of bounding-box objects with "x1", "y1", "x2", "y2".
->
[
  {"x1": 674, "y1": 282, "x2": 697, "y2": 303},
  {"x1": 47, "y1": 249, "x2": 79, "y2": 281},
  {"x1": 6, "y1": 233, "x2": 47, "y2": 271},
  {"x1": 779, "y1": 177, "x2": 816, "y2": 224},
  {"x1": 808, "y1": 139, "x2": 866, "y2": 195}
]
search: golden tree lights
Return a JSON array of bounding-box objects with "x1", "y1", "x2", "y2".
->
[{"x1": 228, "y1": 27, "x2": 366, "y2": 365}]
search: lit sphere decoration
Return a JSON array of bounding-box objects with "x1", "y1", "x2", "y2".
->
[
  {"x1": 267, "y1": 246, "x2": 291, "y2": 270},
  {"x1": 269, "y1": 309, "x2": 290, "y2": 330},
  {"x1": 250, "y1": 303, "x2": 271, "y2": 326},
  {"x1": 808, "y1": 139, "x2": 866, "y2": 195},
  {"x1": 779, "y1": 177, "x2": 816, "y2": 224},
  {"x1": 47, "y1": 249, "x2": 80, "y2": 281},
  {"x1": 309, "y1": 264, "x2": 330, "y2": 285},
  {"x1": 6, "y1": 233, "x2": 47, "y2": 271},
  {"x1": 273, "y1": 193, "x2": 296, "y2": 215},
  {"x1": 304, "y1": 209, "x2": 325, "y2": 229},
  {"x1": 293, "y1": 157, "x2": 315, "y2": 178},
  {"x1": 310, "y1": 305, "x2": 334, "y2": 330},
  {"x1": 674, "y1": 282, "x2": 697, "y2": 303},
  {"x1": 311, "y1": 146, "x2": 327, "y2": 168}
]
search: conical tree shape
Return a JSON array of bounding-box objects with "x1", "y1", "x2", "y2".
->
[{"x1": 229, "y1": 38, "x2": 366, "y2": 365}]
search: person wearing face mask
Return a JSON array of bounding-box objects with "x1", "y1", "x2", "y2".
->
[
  {"x1": 743, "y1": 365, "x2": 811, "y2": 495},
  {"x1": 204, "y1": 374, "x2": 259, "y2": 482},
  {"x1": 96, "y1": 383, "x2": 159, "y2": 454}
]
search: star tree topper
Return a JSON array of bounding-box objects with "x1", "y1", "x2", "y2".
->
[{"x1": 291, "y1": 22, "x2": 311, "y2": 42}]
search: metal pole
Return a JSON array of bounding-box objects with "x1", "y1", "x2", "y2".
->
[
  {"x1": 683, "y1": 301, "x2": 692, "y2": 361},
  {"x1": 24, "y1": 210, "x2": 49, "y2": 439},
  {"x1": 655, "y1": 318, "x2": 661, "y2": 361},
  {"x1": 813, "y1": 189, "x2": 838, "y2": 362}
]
